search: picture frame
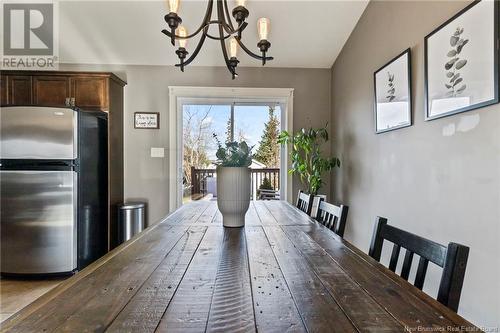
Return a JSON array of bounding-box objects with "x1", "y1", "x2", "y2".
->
[
  {"x1": 134, "y1": 112, "x2": 160, "y2": 129},
  {"x1": 374, "y1": 48, "x2": 412, "y2": 134},
  {"x1": 424, "y1": 0, "x2": 499, "y2": 121}
]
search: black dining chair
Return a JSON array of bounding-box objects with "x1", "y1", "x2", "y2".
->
[
  {"x1": 368, "y1": 217, "x2": 469, "y2": 312},
  {"x1": 296, "y1": 191, "x2": 314, "y2": 216},
  {"x1": 315, "y1": 198, "x2": 349, "y2": 237}
]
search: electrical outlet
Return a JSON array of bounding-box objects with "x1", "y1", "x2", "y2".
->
[{"x1": 150, "y1": 147, "x2": 165, "y2": 158}]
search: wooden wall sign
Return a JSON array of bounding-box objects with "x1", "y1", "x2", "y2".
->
[{"x1": 134, "y1": 112, "x2": 160, "y2": 129}]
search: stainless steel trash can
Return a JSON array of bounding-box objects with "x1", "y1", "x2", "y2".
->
[{"x1": 118, "y1": 202, "x2": 146, "y2": 244}]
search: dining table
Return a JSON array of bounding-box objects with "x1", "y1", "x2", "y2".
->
[{"x1": 1, "y1": 200, "x2": 479, "y2": 333}]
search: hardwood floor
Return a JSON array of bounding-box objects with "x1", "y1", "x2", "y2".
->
[{"x1": 0, "y1": 277, "x2": 65, "y2": 323}]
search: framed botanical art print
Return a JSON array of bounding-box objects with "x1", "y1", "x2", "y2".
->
[
  {"x1": 425, "y1": 0, "x2": 499, "y2": 121},
  {"x1": 374, "y1": 48, "x2": 412, "y2": 134}
]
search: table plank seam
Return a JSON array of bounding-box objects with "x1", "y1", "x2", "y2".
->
[
  {"x1": 101, "y1": 226, "x2": 205, "y2": 332},
  {"x1": 243, "y1": 227, "x2": 261, "y2": 333},
  {"x1": 252, "y1": 204, "x2": 316, "y2": 333},
  {"x1": 145, "y1": 226, "x2": 210, "y2": 333},
  {"x1": 202, "y1": 229, "x2": 227, "y2": 333},
  {"x1": 274, "y1": 226, "x2": 363, "y2": 333},
  {"x1": 96, "y1": 204, "x2": 215, "y2": 331},
  {"x1": 281, "y1": 226, "x2": 407, "y2": 333},
  {"x1": 49, "y1": 226, "x2": 192, "y2": 333},
  {"x1": 321, "y1": 230, "x2": 464, "y2": 325},
  {"x1": 268, "y1": 203, "x2": 469, "y2": 329},
  {"x1": 50, "y1": 204, "x2": 213, "y2": 332},
  {"x1": 295, "y1": 225, "x2": 468, "y2": 331},
  {"x1": 337, "y1": 239, "x2": 476, "y2": 328}
]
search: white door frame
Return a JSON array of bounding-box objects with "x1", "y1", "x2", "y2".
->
[{"x1": 168, "y1": 86, "x2": 294, "y2": 213}]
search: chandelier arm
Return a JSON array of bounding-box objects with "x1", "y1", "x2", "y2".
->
[
  {"x1": 163, "y1": 20, "x2": 246, "y2": 41},
  {"x1": 217, "y1": 0, "x2": 236, "y2": 75},
  {"x1": 161, "y1": 0, "x2": 214, "y2": 40},
  {"x1": 205, "y1": 22, "x2": 247, "y2": 40},
  {"x1": 236, "y1": 37, "x2": 274, "y2": 61},
  {"x1": 175, "y1": 28, "x2": 209, "y2": 68}
]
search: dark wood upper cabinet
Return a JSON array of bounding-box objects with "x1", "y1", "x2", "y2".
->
[
  {"x1": 0, "y1": 75, "x2": 33, "y2": 106},
  {"x1": 33, "y1": 76, "x2": 70, "y2": 107},
  {"x1": 70, "y1": 76, "x2": 108, "y2": 110},
  {"x1": 0, "y1": 71, "x2": 125, "y2": 112}
]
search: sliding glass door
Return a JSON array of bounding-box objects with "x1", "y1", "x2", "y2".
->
[{"x1": 181, "y1": 100, "x2": 283, "y2": 204}]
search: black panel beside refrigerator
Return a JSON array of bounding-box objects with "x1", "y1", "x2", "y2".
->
[
  {"x1": 0, "y1": 106, "x2": 109, "y2": 276},
  {"x1": 76, "y1": 110, "x2": 108, "y2": 270}
]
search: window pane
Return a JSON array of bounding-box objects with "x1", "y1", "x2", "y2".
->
[
  {"x1": 182, "y1": 104, "x2": 230, "y2": 202},
  {"x1": 234, "y1": 105, "x2": 281, "y2": 168}
]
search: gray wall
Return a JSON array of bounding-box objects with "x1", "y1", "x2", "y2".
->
[
  {"x1": 60, "y1": 64, "x2": 332, "y2": 225},
  {"x1": 330, "y1": 0, "x2": 499, "y2": 328}
]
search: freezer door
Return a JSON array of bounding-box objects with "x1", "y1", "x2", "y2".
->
[
  {"x1": 0, "y1": 107, "x2": 77, "y2": 159},
  {"x1": 0, "y1": 171, "x2": 77, "y2": 274}
]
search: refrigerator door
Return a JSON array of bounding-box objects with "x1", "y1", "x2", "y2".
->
[
  {"x1": 0, "y1": 170, "x2": 77, "y2": 274},
  {"x1": 0, "y1": 107, "x2": 77, "y2": 160}
]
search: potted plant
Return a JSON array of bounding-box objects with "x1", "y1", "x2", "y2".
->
[
  {"x1": 278, "y1": 126, "x2": 340, "y2": 214},
  {"x1": 213, "y1": 134, "x2": 253, "y2": 227}
]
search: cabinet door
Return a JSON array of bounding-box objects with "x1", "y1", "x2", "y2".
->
[
  {"x1": 0, "y1": 75, "x2": 7, "y2": 105},
  {"x1": 33, "y1": 76, "x2": 70, "y2": 107},
  {"x1": 0, "y1": 75, "x2": 33, "y2": 106},
  {"x1": 70, "y1": 76, "x2": 108, "y2": 111}
]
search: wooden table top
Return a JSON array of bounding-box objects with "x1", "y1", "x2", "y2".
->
[{"x1": 1, "y1": 200, "x2": 478, "y2": 333}]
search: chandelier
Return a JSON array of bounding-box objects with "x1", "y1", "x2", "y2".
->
[{"x1": 162, "y1": 0, "x2": 273, "y2": 79}]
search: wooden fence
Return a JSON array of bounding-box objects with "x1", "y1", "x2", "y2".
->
[{"x1": 190, "y1": 167, "x2": 280, "y2": 200}]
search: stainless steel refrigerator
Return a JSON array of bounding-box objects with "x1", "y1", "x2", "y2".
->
[{"x1": 0, "y1": 106, "x2": 108, "y2": 276}]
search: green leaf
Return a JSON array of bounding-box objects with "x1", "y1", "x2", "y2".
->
[
  {"x1": 456, "y1": 84, "x2": 466, "y2": 93},
  {"x1": 447, "y1": 50, "x2": 457, "y2": 57}
]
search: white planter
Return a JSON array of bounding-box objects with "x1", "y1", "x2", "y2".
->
[{"x1": 216, "y1": 166, "x2": 251, "y2": 227}]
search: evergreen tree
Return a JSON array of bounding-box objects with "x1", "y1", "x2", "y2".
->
[{"x1": 254, "y1": 107, "x2": 280, "y2": 167}]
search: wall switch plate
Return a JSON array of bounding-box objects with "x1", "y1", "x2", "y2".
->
[{"x1": 150, "y1": 147, "x2": 165, "y2": 158}]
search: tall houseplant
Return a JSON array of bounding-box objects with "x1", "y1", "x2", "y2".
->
[
  {"x1": 213, "y1": 134, "x2": 253, "y2": 227},
  {"x1": 278, "y1": 126, "x2": 340, "y2": 196}
]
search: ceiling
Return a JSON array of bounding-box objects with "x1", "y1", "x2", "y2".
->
[{"x1": 58, "y1": 0, "x2": 369, "y2": 68}]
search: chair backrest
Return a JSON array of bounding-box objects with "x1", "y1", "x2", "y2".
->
[
  {"x1": 296, "y1": 191, "x2": 314, "y2": 216},
  {"x1": 315, "y1": 198, "x2": 349, "y2": 237},
  {"x1": 368, "y1": 217, "x2": 469, "y2": 312}
]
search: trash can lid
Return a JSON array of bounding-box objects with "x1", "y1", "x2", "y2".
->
[{"x1": 118, "y1": 202, "x2": 146, "y2": 209}]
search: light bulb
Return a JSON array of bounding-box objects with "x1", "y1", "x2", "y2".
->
[
  {"x1": 257, "y1": 18, "x2": 270, "y2": 41},
  {"x1": 229, "y1": 38, "x2": 238, "y2": 58},
  {"x1": 177, "y1": 26, "x2": 187, "y2": 48},
  {"x1": 236, "y1": 0, "x2": 246, "y2": 7},
  {"x1": 168, "y1": 0, "x2": 180, "y2": 13}
]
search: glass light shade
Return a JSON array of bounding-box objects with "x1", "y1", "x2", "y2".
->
[
  {"x1": 177, "y1": 26, "x2": 187, "y2": 48},
  {"x1": 229, "y1": 37, "x2": 238, "y2": 58},
  {"x1": 236, "y1": 0, "x2": 246, "y2": 7},
  {"x1": 168, "y1": 0, "x2": 180, "y2": 13},
  {"x1": 257, "y1": 18, "x2": 270, "y2": 40}
]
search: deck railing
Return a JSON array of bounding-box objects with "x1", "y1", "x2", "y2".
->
[{"x1": 190, "y1": 167, "x2": 280, "y2": 200}]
